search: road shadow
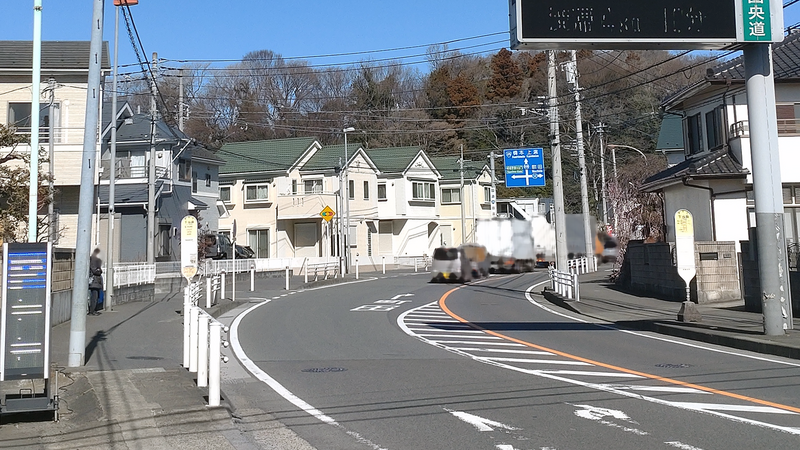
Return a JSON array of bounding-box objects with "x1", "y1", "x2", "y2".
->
[{"x1": 424, "y1": 321, "x2": 610, "y2": 332}]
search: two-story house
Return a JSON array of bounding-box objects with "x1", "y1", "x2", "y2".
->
[
  {"x1": 429, "y1": 156, "x2": 493, "y2": 246},
  {"x1": 0, "y1": 40, "x2": 110, "y2": 245},
  {"x1": 643, "y1": 31, "x2": 800, "y2": 249}
]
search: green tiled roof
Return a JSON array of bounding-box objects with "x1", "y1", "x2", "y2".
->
[
  {"x1": 303, "y1": 143, "x2": 362, "y2": 171},
  {"x1": 218, "y1": 137, "x2": 318, "y2": 175},
  {"x1": 365, "y1": 146, "x2": 423, "y2": 173},
  {"x1": 656, "y1": 115, "x2": 685, "y2": 151},
  {"x1": 429, "y1": 157, "x2": 486, "y2": 181}
]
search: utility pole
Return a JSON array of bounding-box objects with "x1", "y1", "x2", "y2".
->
[
  {"x1": 146, "y1": 52, "x2": 158, "y2": 263},
  {"x1": 744, "y1": 44, "x2": 793, "y2": 334},
  {"x1": 489, "y1": 152, "x2": 498, "y2": 217},
  {"x1": 178, "y1": 68, "x2": 185, "y2": 132},
  {"x1": 596, "y1": 123, "x2": 609, "y2": 228},
  {"x1": 68, "y1": 0, "x2": 104, "y2": 367},
  {"x1": 28, "y1": 0, "x2": 43, "y2": 242},
  {"x1": 47, "y1": 78, "x2": 56, "y2": 244},
  {"x1": 548, "y1": 50, "x2": 568, "y2": 271},
  {"x1": 106, "y1": 3, "x2": 121, "y2": 311},
  {"x1": 459, "y1": 144, "x2": 467, "y2": 244},
  {"x1": 568, "y1": 50, "x2": 594, "y2": 269},
  {"x1": 338, "y1": 156, "x2": 344, "y2": 275},
  {"x1": 343, "y1": 127, "x2": 355, "y2": 272}
]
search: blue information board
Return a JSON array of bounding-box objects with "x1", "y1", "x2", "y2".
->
[{"x1": 504, "y1": 148, "x2": 545, "y2": 187}]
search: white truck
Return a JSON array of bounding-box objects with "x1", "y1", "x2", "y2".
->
[{"x1": 476, "y1": 218, "x2": 536, "y2": 273}]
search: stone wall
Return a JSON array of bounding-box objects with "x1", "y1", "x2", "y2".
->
[{"x1": 626, "y1": 241, "x2": 741, "y2": 304}]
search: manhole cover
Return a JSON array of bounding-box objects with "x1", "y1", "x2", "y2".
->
[
  {"x1": 655, "y1": 363, "x2": 692, "y2": 369},
  {"x1": 301, "y1": 367, "x2": 347, "y2": 373}
]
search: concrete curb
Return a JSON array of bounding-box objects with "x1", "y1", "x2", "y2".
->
[{"x1": 540, "y1": 290, "x2": 800, "y2": 361}]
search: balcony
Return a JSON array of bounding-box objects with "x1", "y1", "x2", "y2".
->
[
  {"x1": 100, "y1": 158, "x2": 170, "y2": 181},
  {"x1": 277, "y1": 192, "x2": 337, "y2": 220},
  {"x1": 730, "y1": 119, "x2": 800, "y2": 138}
]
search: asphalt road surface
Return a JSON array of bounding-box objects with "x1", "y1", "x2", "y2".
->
[{"x1": 231, "y1": 272, "x2": 800, "y2": 450}]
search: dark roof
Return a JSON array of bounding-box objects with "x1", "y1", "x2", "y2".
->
[
  {"x1": 218, "y1": 137, "x2": 319, "y2": 175},
  {"x1": 98, "y1": 183, "x2": 154, "y2": 205},
  {"x1": 711, "y1": 31, "x2": 800, "y2": 80},
  {"x1": 656, "y1": 114, "x2": 685, "y2": 151},
  {"x1": 428, "y1": 157, "x2": 486, "y2": 181},
  {"x1": 365, "y1": 146, "x2": 423, "y2": 173},
  {"x1": 191, "y1": 146, "x2": 225, "y2": 165},
  {"x1": 0, "y1": 41, "x2": 111, "y2": 72},
  {"x1": 641, "y1": 148, "x2": 748, "y2": 192},
  {"x1": 114, "y1": 114, "x2": 187, "y2": 143},
  {"x1": 303, "y1": 143, "x2": 362, "y2": 171}
]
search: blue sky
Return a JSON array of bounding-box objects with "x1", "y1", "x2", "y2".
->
[{"x1": 1, "y1": 1, "x2": 799, "y2": 71}]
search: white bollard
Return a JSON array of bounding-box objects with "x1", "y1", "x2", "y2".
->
[
  {"x1": 221, "y1": 272, "x2": 226, "y2": 300},
  {"x1": 382, "y1": 256, "x2": 386, "y2": 274},
  {"x1": 304, "y1": 264, "x2": 308, "y2": 284},
  {"x1": 189, "y1": 306, "x2": 199, "y2": 372},
  {"x1": 250, "y1": 265, "x2": 255, "y2": 292},
  {"x1": 355, "y1": 257, "x2": 359, "y2": 280},
  {"x1": 198, "y1": 314, "x2": 209, "y2": 387},
  {"x1": 573, "y1": 273, "x2": 580, "y2": 302},
  {"x1": 208, "y1": 322, "x2": 222, "y2": 407},
  {"x1": 183, "y1": 286, "x2": 191, "y2": 368},
  {"x1": 414, "y1": 258, "x2": 418, "y2": 272},
  {"x1": 206, "y1": 277, "x2": 212, "y2": 308},
  {"x1": 285, "y1": 266, "x2": 290, "y2": 290}
]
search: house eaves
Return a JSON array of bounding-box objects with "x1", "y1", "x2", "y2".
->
[
  {"x1": 402, "y1": 150, "x2": 442, "y2": 179},
  {"x1": 641, "y1": 148, "x2": 748, "y2": 192}
]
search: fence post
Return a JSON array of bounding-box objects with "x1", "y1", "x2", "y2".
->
[
  {"x1": 206, "y1": 276, "x2": 212, "y2": 308},
  {"x1": 221, "y1": 271, "x2": 226, "y2": 300},
  {"x1": 355, "y1": 256, "x2": 359, "y2": 280},
  {"x1": 382, "y1": 256, "x2": 386, "y2": 274},
  {"x1": 573, "y1": 273, "x2": 580, "y2": 302},
  {"x1": 285, "y1": 266, "x2": 290, "y2": 290},
  {"x1": 304, "y1": 262, "x2": 309, "y2": 284},
  {"x1": 183, "y1": 285, "x2": 191, "y2": 368},
  {"x1": 197, "y1": 314, "x2": 209, "y2": 387},
  {"x1": 208, "y1": 322, "x2": 222, "y2": 407},
  {"x1": 414, "y1": 258, "x2": 418, "y2": 272},
  {"x1": 250, "y1": 264, "x2": 255, "y2": 292},
  {"x1": 189, "y1": 306, "x2": 199, "y2": 372}
]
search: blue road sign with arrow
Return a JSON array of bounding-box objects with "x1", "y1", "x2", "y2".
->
[{"x1": 504, "y1": 148, "x2": 545, "y2": 187}]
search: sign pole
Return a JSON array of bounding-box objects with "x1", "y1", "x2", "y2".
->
[
  {"x1": 180, "y1": 216, "x2": 198, "y2": 282},
  {"x1": 675, "y1": 210, "x2": 696, "y2": 303},
  {"x1": 549, "y1": 50, "x2": 568, "y2": 272}
]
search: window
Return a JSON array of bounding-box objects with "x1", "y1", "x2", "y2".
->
[
  {"x1": 377, "y1": 183, "x2": 387, "y2": 201},
  {"x1": 205, "y1": 173, "x2": 212, "y2": 187},
  {"x1": 7, "y1": 102, "x2": 60, "y2": 142},
  {"x1": 706, "y1": 107, "x2": 725, "y2": 150},
  {"x1": 245, "y1": 183, "x2": 269, "y2": 202},
  {"x1": 441, "y1": 188, "x2": 461, "y2": 204},
  {"x1": 367, "y1": 227, "x2": 373, "y2": 256},
  {"x1": 349, "y1": 225, "x2": 358, "y2": 248},
  {"x1": 686, "y1": 114, "x2": 703, "y2": 155},
  {"x1": 219, "y1": 186, "x2": 231, "y2": 203},
  {"x1": 363, "y1": 181, "x2": 370, "y2": 200},
  {"x1": 178, "y1": 158, "x2": 192, "y2": 182},
  {"x1": 412, "y1": 181, "x2": 435, "y2": 201},
  {"x1": 192, "y1": 171, "x2": 198, "y2": 193},
  {"x1": 349, "y1": 180, "x2": 355, "y2": 200},
  {"x1": 248, "y1": 229, "x2": 270, "y2": 258},
  {"x1": 304, "y1": 179, "x2": 323, "y2": 194},
  {"x1": 158, "y1": 224, "x2": 172, "y2": 258},
  {"x1": 484, "y1": 186, "x2": 492, "y2": 203},
  {"x1": 292, "y1": 179, "x2": 298, "y2": 195}
]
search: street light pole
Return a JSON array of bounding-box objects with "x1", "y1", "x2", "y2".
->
[
  {"x1": 459, "y1": 144, "x2": 467, "y2": 245},
  {"x1": 343, "y1": 127, "x2": 355, "y2": 273},
  {"x1": 28, "y1": 0, "x2": 43, "y2": 242},
  {"x1": 106, "y1": 4, "x2": 121, "y2": 311}
]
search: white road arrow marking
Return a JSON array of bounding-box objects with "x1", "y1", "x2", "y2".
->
[
  {"x1": 571, "y1": 404, "x2": 649, "y2": 436},
  {"x1": 665, "y1": 442, "x2": 705, "y2": 450},
  {"x1": 445, "y1": 408, "x2": 520, "y2": 432},
  {"x1": 391, "y1": 293, "x2": 415, "y2": 300}
]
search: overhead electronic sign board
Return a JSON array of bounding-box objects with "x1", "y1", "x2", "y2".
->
[{"x1": 509, "y1": 0, "x2": 784, "y2": 50}]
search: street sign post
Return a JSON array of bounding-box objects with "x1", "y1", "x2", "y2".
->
[
  {"x1": 181, "y1": 216, "x2": 198, "y2": 282},
  {"x1": 675, "y1": 209, "x2": 696, "y2": 303},
  {"x1": 320, "y1": 206, "x2": 336, "y2": 222},
  {"x1": 509, "y1": 0, "x2": 784, "y2": 50},
  {"x1": 504, "y1": 148, "x2": 546, "y2": 188}
]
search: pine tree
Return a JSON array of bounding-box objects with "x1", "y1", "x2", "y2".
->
[{"x1": 487, "y1": 49, "x2": 523, "y2": 100}]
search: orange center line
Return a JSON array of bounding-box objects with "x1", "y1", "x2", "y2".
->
[{"x1": 437, "y1": 285, "x2": 800, "y2": 415}]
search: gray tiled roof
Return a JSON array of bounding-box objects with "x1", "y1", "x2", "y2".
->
[
  {"x1": 98, "y1": 183, "x2": 156, "y2": 205},
  {"x1": 0, "y1": 41, "x2": 111, "y2": 72},
  {"x1": 711, "y1": 31, "x2": 800, "y2": 80},
  {"x1": 641, "y1": 148, "x2": 748, "y2": 192}
]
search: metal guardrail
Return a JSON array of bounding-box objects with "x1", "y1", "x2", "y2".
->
[
  {"x1": 549, "y1": 266, "x2": 580, "y2": 301},
  {"x1": 306, "y1": 260, "x2": 340, "y2": 282},
  {"x1": 112, "y1": 263, "x2": 156, "y2": 288},
  {"x1": 567, "y1": 257, "x2": 594, "y2": 275},
  {"x1": 394, "y1": 256, "x2": 431, "y2": 272}
]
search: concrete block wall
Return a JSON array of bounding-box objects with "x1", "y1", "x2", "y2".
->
[{"x1": 694, "y1": 242, "x2": 741, "y2": 304}]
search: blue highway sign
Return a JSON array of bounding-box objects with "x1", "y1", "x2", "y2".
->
[{"x1": 504, "y1": 148, "x2": 545, "y2": 187}]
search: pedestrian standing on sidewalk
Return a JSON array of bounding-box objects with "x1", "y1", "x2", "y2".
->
[{"x1": 89, "y1": 248, "x2": 103, "y2": 316}]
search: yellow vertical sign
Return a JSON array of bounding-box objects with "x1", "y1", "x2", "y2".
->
[
  {"x1": 181, "y1": 215, "x2": 198, "y2": 281},
  {"x1": 674, "y1": 209, "x2": 696, "y2": 299}
]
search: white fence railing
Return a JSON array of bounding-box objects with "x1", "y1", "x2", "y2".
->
[
  {"x1": 183, "y1": 281, "x2": 226, "y2": 407},
  {"x1": 112, "y1": 263, "x2": 156, "y2": 288},
  {"x1": 394, "y1": 255, "x2": 431, "y2": 272},
  {"x1": 567, "y1": 256, "x2": 594, "y2": 275},
  {"x1": 549, "y1": 266, "x2": 580, "y2": 301}
]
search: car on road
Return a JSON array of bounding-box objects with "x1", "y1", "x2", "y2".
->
[
  {"x1": 460, "y1": 243, "x2": 490, "y2": 278},
  {"x1": 430, "y1": 247, "x2": 473, "y2": 283}
]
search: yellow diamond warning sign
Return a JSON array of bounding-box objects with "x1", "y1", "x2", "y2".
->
[{"x1": 319, "y1": 206, "x2": 336, "y2": 222}]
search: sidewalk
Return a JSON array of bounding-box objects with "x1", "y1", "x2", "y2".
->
[
  {"x1": 0, "y1": 269, "x2": 421, "y2": 449},
  {"x1": 540, "y1": 270, "x2": 800, "y2": 360}
]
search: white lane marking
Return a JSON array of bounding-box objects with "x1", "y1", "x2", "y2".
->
[
  {"x1": 525, "y1": 281, "x2": 800, "y2": 368},
  {"x1": 495, "y1": 445, "x2": 516, "y2": 450},
  {"x1": 600, "y1": 384, "x2": 710, "y2": 394},
  {"x1": 572, "y1": 404, "x2": 648, "y2": 436},
  {"x1": 431, "y1": 340, "x2": 526, "y2": 347},
  {"x1": 410, "y1": 329, "x2": 485, "y2": 334},
  {"x1": 455, "y1": 348, "x2": 553, "y2": 356},
  {"x1": 480, "y1": 357, "x2": 591, "y2": 366},
  {"x1": 669, "y1": 402, "x2": 798, "y2": 415},
  {"x1": 418, "y1": 334, "x2": 501, "y2": 340},
  {"x1": 230, "y1": 281, "x2": 389, "y2": 450},
  {"x1": 539, "y1": 370, "x2": 644, "y2": 378},
  {"x1": 664, "y1": 441, "x2": 705, "y2": 450},
  {"x1": 404, "y1": 316, "x2": 458, "y2": 321},
  {"x1": 444, "y1": 408, "x2": 520, "y2": 432}
]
